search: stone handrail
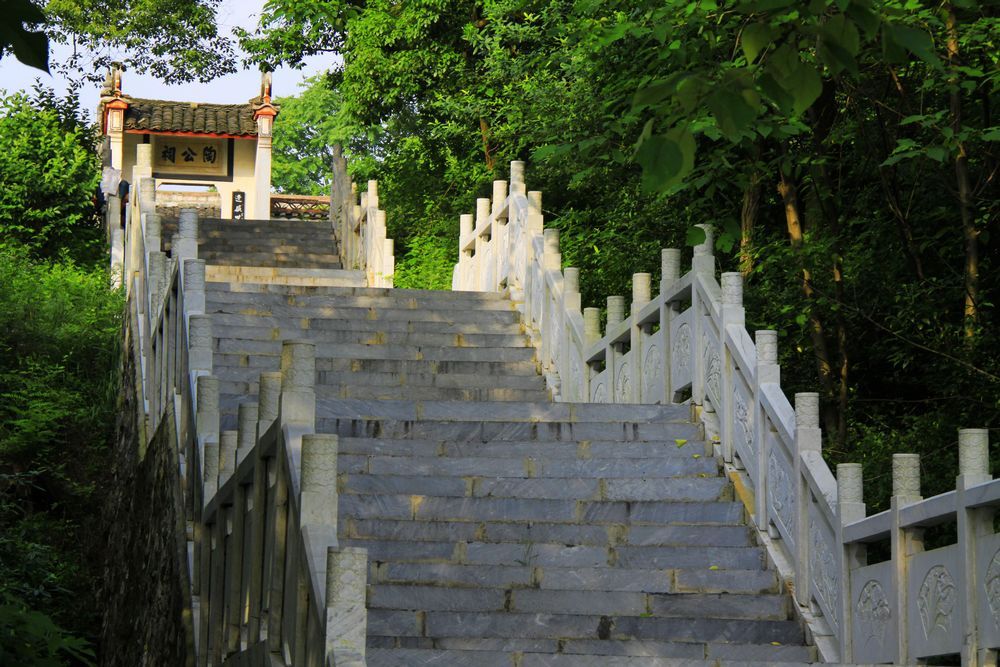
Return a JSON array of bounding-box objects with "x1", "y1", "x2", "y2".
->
[
  {"x1": 334, "y1": 179, "x2": 394, "y2": 288},
  {"x1": 115, "y1": 143, "x2": 367, "y2": 666},
  {"x1": 452, "y1": 160, "x2": 997, "y2": 665}
]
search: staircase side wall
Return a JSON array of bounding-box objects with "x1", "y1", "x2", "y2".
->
[{"x1": 98, "y1": 304, "x2": 195, "y2": 667}]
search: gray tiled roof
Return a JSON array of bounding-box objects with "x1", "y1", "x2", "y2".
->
[{"x1": 123, "y1": 98, "x2": 257, "y2": 136}]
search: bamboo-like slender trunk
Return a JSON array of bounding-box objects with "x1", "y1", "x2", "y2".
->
[
  {"x1": 777, "y1": 168, "x2": 838, "y2": 438},
  {"x1": 946, "y1": 5, "x2": 979, "y2": 341}
]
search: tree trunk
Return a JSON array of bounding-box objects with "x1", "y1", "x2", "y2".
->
[
  {"x1": 946, "y1": 5, "x2": 979, "y2": 341},
  {"x1": 739, "y1": 172, "x2": 761, "y2": 278},
  {"x1": 777, "y1": 167, "x2": 839, "y2": 439},
  {"x1": 480, "y1": 117, "x2": 494, "y2": 171}
]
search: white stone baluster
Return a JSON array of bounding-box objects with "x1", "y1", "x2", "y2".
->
[
  {"x1": 279, "y1": 341, "x2": 316, "y2": 430},
  {"x1": 837, "y1": 462, "x2": 867, "y2": 662},
  {"x1": 956, "y1": 429, "x2": 991, "y2": 666},
  {"x1": 660, "y1": 248, "x2": 681, "y2": 402},
  {"x1": 794, "y1": 392, "x2": 822, "y2": 606},
  {"x1": 720, "y1": 272, "x2": 745, "y2": 463},
  {"x1": 754, "y1": 330, "x2": 779, "y2": 527},
  {"x1": 890, "y1": 452, "x2": 922, "y2": 664}
]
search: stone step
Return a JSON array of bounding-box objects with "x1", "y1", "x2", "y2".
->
[
  {"x1": 368, "y1": 562, "x2": 779, "y2": 595},
  {"x1": 197, "y1": 250, "x2": 342, "y2": 266},
  {"x1": 320, "y1": 417, "x2": 701, "y2": 444},
  {"x1": 339, "y1": 496, "x2": 745, "y2": 527},
  {"x1": 220, "y1": 382, "x2": 548, "y2": 405},
  {"x1": 368, "y1": 647, "x2": 817, "y2": 667},
  {"x1": 338, "y1": 453, "x2": 719, "y2": 478},
  {"x1": 347, "y1": 518, "x2": 748, "y2": 546},
  {"x1": 212, "y1": 326, "x2": 532, "y2": 350},
  {"x1": 216, "y1": 366, "x2": 543, "y2": 390},
  {"x1": 206, "y1": 266, "x2": 366, "y2": 287},
  {"x1": 205, "y1": 290, "x2": 516, "y2": 312},
  {"x1": 337, "y1": 437, "x2": 710, "y2": 460},
  {"x1": 211, "y1": 317, "x2": 526, "y2": 337},
  {"x1": 215, "y1": 340, "x2": 536, "y2": 362},
  {"x1": 367, "y1": 609, "x2": 802, "y2": 644},
  {"x1": 367, "y1": 585, "x2": 788, "y2": 620},
  {"x1": 366, "y1": 638, "x2": 815, "y2": 664},
  {"x1": 205, "y1": 282, "x2": 510, "y2": 303},
  {"x1": 344, "y1": 537, "x2": 765, "y2": 571},
  {"x1": 343, "y1": 474, "x2": 730, "y2": 502},
  {"x1": 316, "y1": 398, "x2": 692, "y2": 425},
  {"x1": 214, "y1": 354, "x2": 539, "y2": 377},
  {"x1": 209, "y1": 307, "x2": 523, "y2": 327}
]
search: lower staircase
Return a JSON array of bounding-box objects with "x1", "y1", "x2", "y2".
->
[{"x1": 196, "y1": 217, "x2": 816, "y2": 665}]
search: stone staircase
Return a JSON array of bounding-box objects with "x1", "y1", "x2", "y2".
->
[{"x1": 193, "y1": 217, "x2": 818, "y2": 665}]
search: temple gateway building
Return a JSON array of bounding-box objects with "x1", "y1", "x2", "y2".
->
[{"x1": 99, "y1": 66, "x2": 277, "y2": 220}]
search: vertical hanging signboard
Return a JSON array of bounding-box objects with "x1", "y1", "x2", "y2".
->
[{"x1": 232, "y1": 191, "x2": 246, "y2": 220}]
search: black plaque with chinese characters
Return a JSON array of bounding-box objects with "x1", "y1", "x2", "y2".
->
[
  {"x1": 232, "y1": 191, "x2": 246, "y2": 220},
  {"x1": 150, "y1": 136, "x2": 236, "y2": 182}
]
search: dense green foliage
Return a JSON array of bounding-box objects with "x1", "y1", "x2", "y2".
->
[
  {"x1": 259, "y1": 0, "x2": 998, "y2": 508},
  {"x1": 0, "y1": 91, "x2": 120, "y2": 664},
  {"x1": 272, "y1": 74, "x2": 352, "y2": 195},
  {"x1": 0, "y1": 90, "x2": 101, "y2": 260},
  {"x1": 1, "y1": 0, "x2": 235, "y2": 82}
]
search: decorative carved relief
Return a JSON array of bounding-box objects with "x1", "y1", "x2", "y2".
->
[
  {"x1": 733, "y1": 386, "x2": 752, "y2": 456},
  {"x1": 643, "y1": 344, "x2": 661, "y2": 396},
  {"x1": 986, "y1": 549, "x2": 1000, "y2": 630},
  {"x1": 593, "y1": 381, "x2": 607, "y2": 403},
  {"x1": 809, "y1": 521, "x2": 839, "y2": 630},
  {"x1": 917, "y1": 565, "x2": 956, "y2": 639},
  {"x1": 615, "y1": 366, "x2": 631, "y2": 403},
  {"x1": 570, "y1": 354, "x2": 583, "y2": 401},
  {"x1": 704, "y1": 346, "x2": 721, "y2": 403},
  {"x1": 856, "y1": 580, "x2": 891, "y2": 647},
  {"x1": 673, "y1": 323, "x2": 691, "y2": 375},
  {"x1": 767, "y1": 450, "x2": 793, "y2": 538}
]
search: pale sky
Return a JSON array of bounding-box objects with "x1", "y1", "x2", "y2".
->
[{"x1": 0, "y1": 0, "x2": 338, "y2": 120}]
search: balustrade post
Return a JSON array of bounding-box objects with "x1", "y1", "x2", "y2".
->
[
  {"x1": 325, "y1": 546, "x2": 368, "y2": 665},
  {"x1": 197, "y1": 374, "x2": 220, "y2": 460},
  {"x1": 457, "y1": 214, "x2": 474, "y2": 291},
  {"x1": 301, "y1": 433, "x2": 339, "y2": 534},
  {"x1": 956, "y1": 429, "x2": 991, "y2": 667},
  {"x1": 510, "y1": 160, "x2": 526, "y2": 195},
  {"x1": 837, "y1": 462, "x2": 866, "y2": 662},
  {"x1": 145, "y1": 211, "x2": 162, "y2": 255},
  {"x1": 719, "y1": 273, "x2": 744, "y2": 462},
  {"x1": 660, "y1": 248, "x2": 681, "y2": 402},
  {"x1": 631, "y1": 273, "x2": 651, "y2": 403},
  {"x1": 794, "y1": 392, "x2": 822, "y2": 606},
  {"x1": 219, "y1": 430, "x2": 237, "y2": 487},
  {"x1": 476, "y1": 198, "x2": 492, "y2": 291},
  {"x1": 890, "y1": 452, "x2": 922, "y2": 664},
  {"x1": 175, "y1": 208, "x2": 199, "y2": 261},
  {"x1": 237, "y1": 403, "x2": 259, "y2": 465},
  {"x1": 279, "y1": 341, "x2": 316, "y2": 430},
  {"x1": 607, "y1": 296, "x2": 625, "y2": 403},
  {"x1": 691, "y1": 225, "x2": 713, "y2": 412},
  {"x1": 382, "y1": 238, "x2": 394, "y2": 288},
  {"x1": 492, "y1": 180, "x2": 508, "y2": 286},
  {"x1": 753, "y1": 330, "x2": 779, "y2": 527},
  {"x1": 188, "y1": 315, "x2": 213, "y2": 375},
  {"x1": 563, "y1": 268, "x2": 582, "y2": 400},
  {"x1": 147, "y1": 250, "x2": 167, "y2": 317},
  {"x1": 584, "y1": 307, "x2": 601, "y2": 401},
  {"x1": 183, "y1": 259, "x2": 207, "y2": 318}
]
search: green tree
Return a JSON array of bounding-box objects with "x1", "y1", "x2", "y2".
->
[
  {"x1": 272, "y1": 74, "x2": 352, "y2": 195},
  {"x1": 0, "y1": 89, "x2": 100, "y2": 261},
  {"x1": 1, "y1": 0, "x2": 236, "y2": 83}
]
